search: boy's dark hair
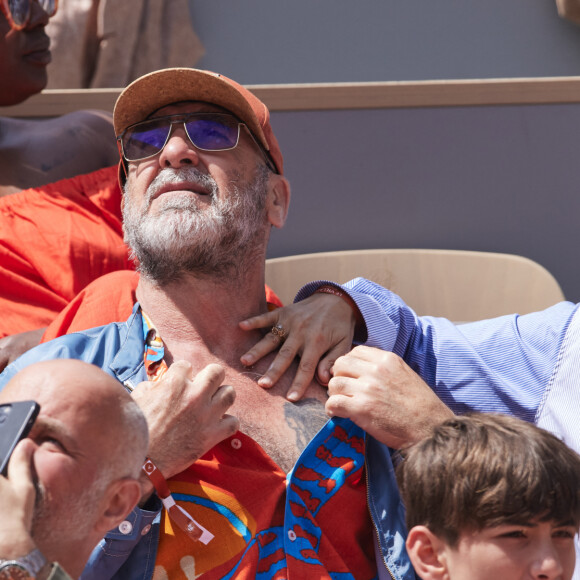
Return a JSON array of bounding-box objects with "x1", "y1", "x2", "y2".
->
[{"x1": 396, "y1": 413, "x2": 580, "y2": 547}]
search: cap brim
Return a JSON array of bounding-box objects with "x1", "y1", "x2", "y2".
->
[{"x1": 113, "y1": 68, "x2": 268, "y2": 151}]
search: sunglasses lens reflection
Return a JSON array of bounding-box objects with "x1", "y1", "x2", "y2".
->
[
  {"x1": 7, "y1": 0, "x2": 29, "y2": 26},
  {"x1": 123, "y1": 116, "x2": 240, "y2": 162},
  {"x1": 124, "y1": 122, "x2": 171, "y2": 162},
  {"x1": 185, "y1": 119, "x2": 239, "y2": 151}
]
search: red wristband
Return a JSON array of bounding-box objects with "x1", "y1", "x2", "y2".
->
[
  {"x1": 313, "y1": 285, "x2": 364, "y2": 327},
  {"x1": 142, "y1": 458, "x2": 214, "y2": 544}
]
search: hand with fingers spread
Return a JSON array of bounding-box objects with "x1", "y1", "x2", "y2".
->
[
  {"x1": 326, "y1": 346, "x2": 454, "y2": 449},
  {"x1": 132, "y1": 360, "x2": 239, "y2": 499},
  {"x1": 0, "y1": 439, "x2": 38, "y2": 559},
  {"x1": 239, "y1": 292, "x2": 358, "y2": 401}
]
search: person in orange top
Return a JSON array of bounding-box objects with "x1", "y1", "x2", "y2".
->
[
  {"x1": 0, "y1": 0, "x2": 122, "y2": 367},
  {"x1": 0, "y1": 165, "x2": 131, "y2": 369}
]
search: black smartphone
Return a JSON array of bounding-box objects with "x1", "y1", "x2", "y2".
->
[{"x1": 0, "y1": 400, "x2": 40, "y2": 476}]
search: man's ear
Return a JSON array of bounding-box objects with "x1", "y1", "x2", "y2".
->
[
  {"x1": 94, "y1": 478, "x2": 142, "y2": 533},
  {"x1": 406, "y1": 525, "x2": 450, "y2": 580},
  {"x1": 266, "y1": 175, "x2": 290, "y2": 229}
]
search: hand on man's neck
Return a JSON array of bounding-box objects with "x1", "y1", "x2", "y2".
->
[{"x1": 136, "y1": 271, "x2": 270, "y2": 365}]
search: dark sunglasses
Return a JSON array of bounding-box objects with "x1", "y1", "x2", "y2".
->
[
  {"x1": 1, "y1": 0, "x2": 57, "y2": 30},
  {"x1": 118, "y1": 112, "x2": 277, "y2": 173}
]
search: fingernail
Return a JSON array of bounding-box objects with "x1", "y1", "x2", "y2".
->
[
  {"x1": 240, "y1": 355, "x2": 252, "y2": 365},
  {"x1": 287, "y1": 391, "x2": 299, "y2": 402},
  {"x1": 258, "y1": 377, "x2": 272, "y2": 388}
]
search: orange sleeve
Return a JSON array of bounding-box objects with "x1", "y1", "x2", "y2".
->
[
  {"x1": 0, "y1": 166, "x2": 132, "y2": 338},
  {"x1": 42, "y1": 271, "x2": 283, "y2": 342},
  {"x1": 42, "y1": 270, "x2": 139, "y2": 342},
  {"x1": 265, "y1": 284, "x2": 283, "y2": 309}
]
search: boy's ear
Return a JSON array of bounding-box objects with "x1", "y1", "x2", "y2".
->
[
  {"x1": 94, "y1": 478, "x2": 142, "y2": 533},
  {"x1": 266, "y1": 174, "x2": 290, "y2": 229},
  {"x1": 406, "y1": 525, "x2": 449, "y2": 580}
]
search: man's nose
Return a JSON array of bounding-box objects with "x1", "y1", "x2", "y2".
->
[
  {"x1": 158, "y1": 125, "x2": 201, "y2": 169},
  {"x1": 26, "y1": 0, "x2": 50, "y2": 28}
]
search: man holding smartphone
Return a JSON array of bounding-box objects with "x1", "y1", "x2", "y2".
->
[
  {"x1": 0, "y1": 359, "x2": 149, "y2": 579},
  {"x1": 0, "y1": 437, "x2": 68, "y2": 579}
]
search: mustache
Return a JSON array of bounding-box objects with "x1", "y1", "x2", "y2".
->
[{"x1": 144, "y1": 167, "x2": 218, "y2": 207}]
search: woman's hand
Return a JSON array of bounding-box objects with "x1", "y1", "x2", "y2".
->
[{"x1": 239, "y1": 293, "x2": 357, "y2": 401}]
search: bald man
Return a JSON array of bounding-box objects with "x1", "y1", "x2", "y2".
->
[{"x1": 0, "y1": 359, "x2": 148, "y2": 579}]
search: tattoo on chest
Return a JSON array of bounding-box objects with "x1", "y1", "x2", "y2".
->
[{"x1": 284, "y1": 398, "x2": 329, "y2": 452}]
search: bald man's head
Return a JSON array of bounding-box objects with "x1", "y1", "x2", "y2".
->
[
  {"x1": 0, "y1": 360, "x2": 148, "y2": 577},
  {"x1": 1, "y1": 359, "x2": 148, "y2": 478}
]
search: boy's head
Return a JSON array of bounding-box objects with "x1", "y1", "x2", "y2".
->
[{"x1": 396, "y1": 413, "x2": 580, "y2": 580}]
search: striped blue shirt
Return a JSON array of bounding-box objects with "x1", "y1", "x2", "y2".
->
[
  {"x1": 297, "y1": 277, "x2": 577, "y2": 421},
  {"x1": 297, "y1": 277, "x2": 580, "y2": 580}
]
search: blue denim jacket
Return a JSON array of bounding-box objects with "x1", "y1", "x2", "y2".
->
[{"x1": 0, "y1": 303, "x2": 416, "y2": 580}]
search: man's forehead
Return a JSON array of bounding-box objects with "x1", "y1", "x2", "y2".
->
[
  {"x1": 1, "y1": 371, "x2": 107, "y2": 417},
  {"x1": 0, "y1": 377, "x2": 43, "y2": 403},
  {"x1": 147, "y1": 101, "x2": 234, "y2": 120},
  {"x1": 1, "y1": 381, "x2": 74, "y2": 414}
]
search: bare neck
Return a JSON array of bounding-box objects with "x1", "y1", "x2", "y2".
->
[{"x1": 136, "y1": 269, "x2": 269, "y2": 365}]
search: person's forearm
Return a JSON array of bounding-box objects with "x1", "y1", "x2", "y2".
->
[
  {"x1": 334, "y1": 278, "x2": 577, "y2": 420},
  {"x1": 294, "y1": 277, "x2": 414, "y2": 353}
]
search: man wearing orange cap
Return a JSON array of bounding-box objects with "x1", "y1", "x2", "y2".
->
[{"x1": 0, "y1": 67, "x2": 452, "y2": 579}]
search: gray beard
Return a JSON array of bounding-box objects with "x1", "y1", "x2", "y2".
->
[{"x1": 123, "y1": 165, "x2": 269, "y2": 284}]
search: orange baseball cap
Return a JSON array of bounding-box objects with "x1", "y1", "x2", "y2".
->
[{"x1": 113, "y1": 67, "x2": 283, "y2": 175}]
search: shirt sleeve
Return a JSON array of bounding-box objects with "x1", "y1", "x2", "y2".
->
[{"x1": 296, "y1": 277, "x2": 578, "y2": 422}]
